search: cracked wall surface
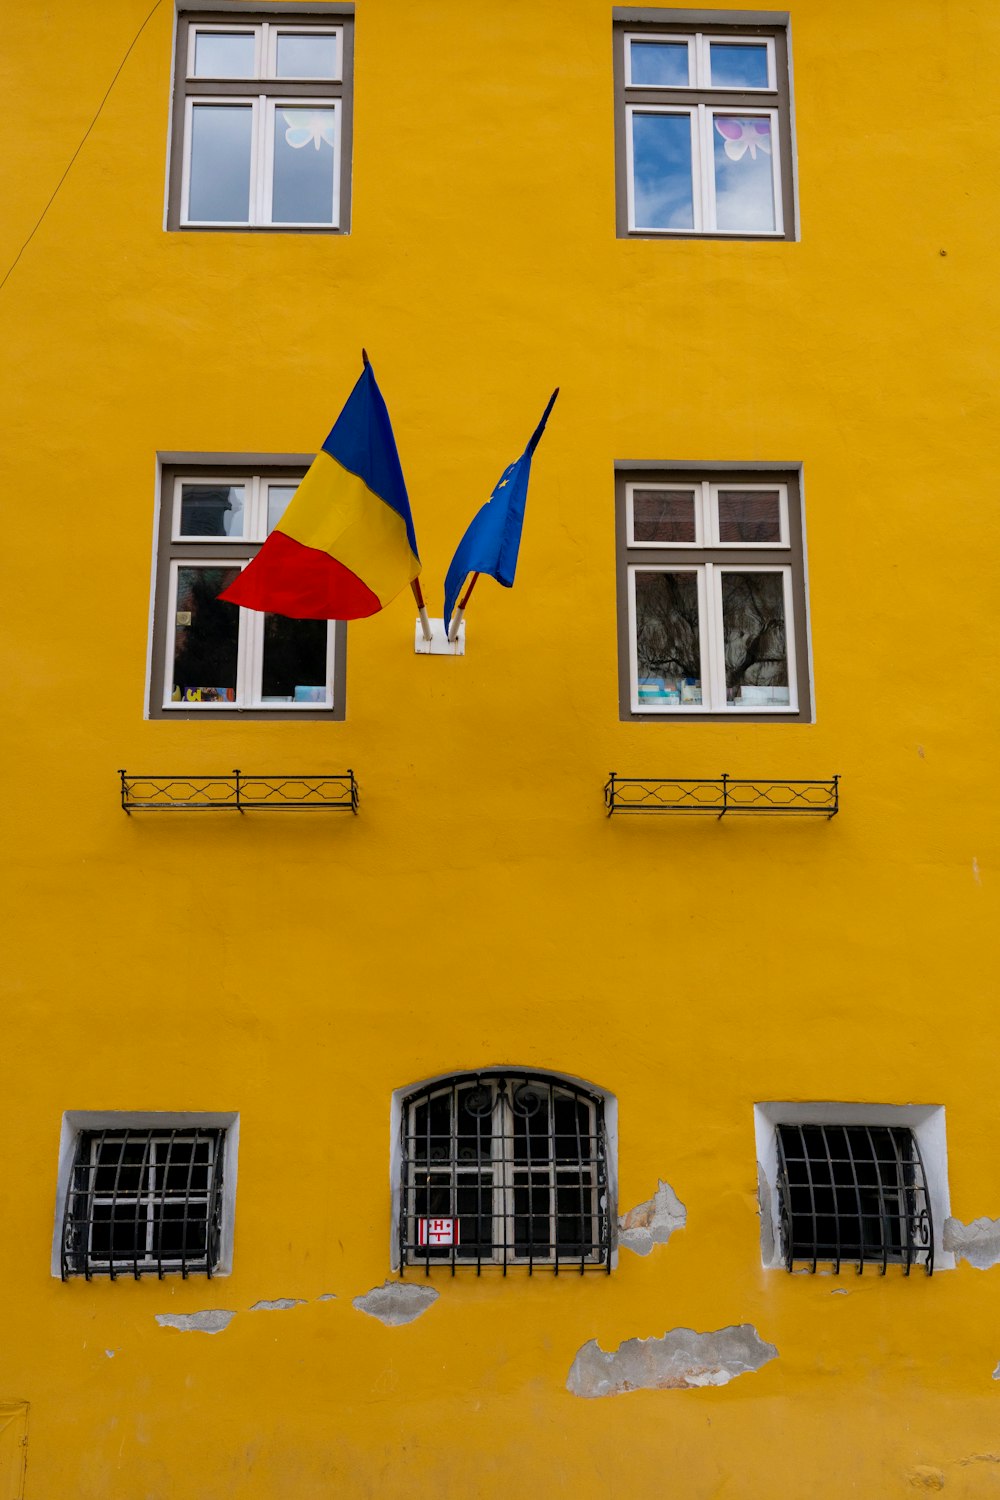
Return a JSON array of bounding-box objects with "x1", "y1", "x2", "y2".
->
[
  {"x1": 567, "y1": 1325, "x2": 778, "y2": 1398},
  {"x1": 154, "y1": 1311, "x2": 235, "y2": 1335},
  {"x1": 353, "y1": 1282, "x2": 438, "y2": 1326},
  {"x1": 943, "y1": 1216, "x2": 1000, "y2": 1269},
  {"x1": 250, "y1": 1299, "x2": 305, "y2": 1312},
  {"x1": 618, "y1": 1179, "x2": 686, "y2": 1255}
]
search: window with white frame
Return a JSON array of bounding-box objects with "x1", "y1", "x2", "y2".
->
[
  {"x1": 149, "y1": 465, "x2": 345, "y2": 718},
  {"x1": 395, "y1": 1071, "x2": 614, "y2": 1273},
  {"x1": 53, "y1": 1112, "x2": 240, "y2": 1280},
  {"x1": 615, "y1": 16, "x2": 794, "y2": 238},
  {"x1": 616, "y1": 469, "x2": 811, "y2": 720},
  {"x1": 168, "y1": 10, "x2": 352, "y2": 231}
]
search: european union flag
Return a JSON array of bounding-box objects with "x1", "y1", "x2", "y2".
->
[{"x1": 443, "y1": 389, "x2": 559, "y2": 634}]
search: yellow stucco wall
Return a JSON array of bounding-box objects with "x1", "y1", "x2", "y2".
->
[{"x1": 3, "y1": 0, "x2": 1000, "y2": 1494}]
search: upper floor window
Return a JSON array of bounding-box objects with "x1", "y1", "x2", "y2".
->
[
  {"x1": 614, "y1": 13, "x2": 795, "y2": 238},
  {"x1": 616, "y1": 467, "x2": 812, "y2": 720},
  {"x1": 168, "y1": 10, "x2": 353, "y2": 231},
  {"x1": 148, "y1": 463, "x2": 346, "y2": 719},
  {"x1": 395, "y1": 1071, "x2": 614, "y2": 1273}
]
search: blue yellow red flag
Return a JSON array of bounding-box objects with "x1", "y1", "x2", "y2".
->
[
  {"x1": 220, "y1": 355, "x2": 420, "y2": 619},
  {"x1": 442, "y1": 389, "x2": 559, "y2": 632}
]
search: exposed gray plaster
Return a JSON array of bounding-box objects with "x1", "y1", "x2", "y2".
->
[
  {"x1": 618, "y1": 1180, "x2": 686, "y2": 1256},
  {"x1": 943, "y1": 1216, "x2": 1000, "y2": 1269},
  {"x1": 756, "y1": 1161, "x2": 774, "y2": 1265},
  {"x1": 250, "y1": 1298, "x2": 304, "y2": 1312},
  {"x1": 353, "y1": 1281, "x2": 438, "y2": 1326},
  {"x1": 316, "y1": 1293, "x2": 337, "y2": 1302},
  {"x1": 992, "y1": 1362, "x2": 1000, "y2": 1381},
  {"x1": 155, "y1": 1310, "x2": 235, "y2": 1335},
  {"x1": 567, "y1": 1325, "x2": 778, "y2": 1398}
]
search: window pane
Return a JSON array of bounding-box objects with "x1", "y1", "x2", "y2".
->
[
  {"x1": 632, "y1": 488, "x2": 697, "y2": 543},
  {"x1": 275, "y1": 32, "x2": 338, "y2": 78},
  {"x1": 179, "y1": 483, "x2": 246, "y2": 538},
  {"x1": 717, "y1": 488, "x2": 782, "y2": 543},
  {"x1": 91, "y1": 1201, "x2": 146, "y2": 1262},
  {"x1": 188, "y1": 105, "x2": 253, "y2": 222},
  {"x1": 172, "y1": 566, "x2": 240, "y2": 703},
  {"x1": 260, "y1": 616, "x2": 328, "y2": 702},
  {"x1": 631, "y1": 113, "x2": 694, "y2": 229},
  {"x1": 712, "y1": 116, "x2": 776, "y2": 231},
  {"x1": 629, "y1": 39, "x2": 690, "y2": 86},
  {"x1": 192, "y1": 31, "x2": 256, "y2": 78},
  {"x1": 272, "y1": 109, "x2": 337, "y2": 224},
  {"x1": 721, "y1": 571, "x2": 789, "y2": 705},
  {"x1": 266, "y1": 484, "x2": 297, "y2": 534},
  {"x1": 634, "y1": 571, "x2": 702, "y2": 705},
  {"x1": 709, "y1": 42, "x2": 770, "y2": 89}
]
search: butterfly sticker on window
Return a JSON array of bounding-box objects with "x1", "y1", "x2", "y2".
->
[
  {"x1": 714, "y1": 117, "x2": 771, "y2": 161},
  {"x1": 282, "y1": 110, "x2": 336, "y2": 150}
]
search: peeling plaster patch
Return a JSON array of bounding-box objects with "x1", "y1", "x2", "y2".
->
[
  {"x1": 756, "y1": 1162, "x2": 774, "y2": 1265},
  {"x1": 618, "y1": 1180, "x2": 686, "y2": 1256},
  {"x1": 353, "y1": 1282, "x2": 438, "y2": 1326},
  {"x1": 992, "y1": 1362, "x2": 1000, "y2": 1381},
  {"x1": 907, "y1": 1467, "x2": 945, "y2": 1490},
  {"x1": 104, "y1": 1349, "x2": 116, "y2": 1358},
  {"x1": 567, "y1": 1324, "x2": 778, "y2": 1398},
  {"x1": 831, "y1": 1289, "x2": 849, "y2": 1296},
  {"x1": 250, "y1": 1298, "x2": 304, "y2": 1312},
  {"x1": 155, "y1": 1310, "x2": 235, "y2": 1335},
  {"x1": 316, "y1": 1293, "x2": 337, "y2": 1302},
  {"x1": 943, "y1": 1216, "x2": 1000, "y2": 1269},
  {"x1": 973, "y1": 857, "x2": 982, "y2": 885}
]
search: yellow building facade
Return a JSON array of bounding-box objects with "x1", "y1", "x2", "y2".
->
[{"x1": 3, "y1": 0, "x2": 1000, "y2": 1494}]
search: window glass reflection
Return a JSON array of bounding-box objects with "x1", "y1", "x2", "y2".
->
[
  {"x1": 275, "y1": 32, "x2": 338, "y2": 78},
  {"x1": 192, "y1": 32, "x2": 255, "y2": 78},
  {"x1": 172, "y1": 567, "x2": 240, "y2": 703},
  {"x1": 629, "y1": 39, "x2": 690, "y2": 86},
  {"x1": 632, "y1": 489, "x2": 697, "y2": 543},
  {"x1": 631, "y1": 112, "x2": 694, "y2": 229},
  {"x1": 260, "y1": 616, "x2": 328, "y2": 703},
  {"x1": 188, "y1": 105, "x2": 252, "y2": 222},
  {"x1": 634, "y1": 571, "x2": 702, "y2": 705},
  {"x1": 272, "y1": 108, "x2": 337, "y2": 223},
  {"x1": 709, "y1": 42, "x2": 769, "y2": 89},
  {"x1": 713, "y1": 116, "x2": 775, "y2": 231},
  {"x1": 722, "y1": 572, "x2": 789, "y2": 705},
  {"x1": 180, "y1": 484, "x2": 246, "y2": 538}
]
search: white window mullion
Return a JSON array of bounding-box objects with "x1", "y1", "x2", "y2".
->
[
  {"x1": 782, "y1": 567, "x2": 798, "y2": 711},
  {"x1": 240, "y1": 604, "x2": 261, "y2": 708},
  {"x1": 769, "y1": 106, "x2": 784, "y2": 234},
  {"x1": 703, "y1": 563, "x2": 724, "y2": 710},
  {"x1": 691, "y1": 108, "x2": 705, "y2": 233},
  {"x1": 699, "y1": 105, "x2": 716, "y2": 231},
  {"x1": 494, "y1": 1092, "x2": 513, "y2": 1267},
  {"x1": 253, "y1": 96, "x2": 267, "y2": 224}
]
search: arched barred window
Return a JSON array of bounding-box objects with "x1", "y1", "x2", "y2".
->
[{"x1": 397, "y1": 1071, "x2": 614, "y2": 1273}]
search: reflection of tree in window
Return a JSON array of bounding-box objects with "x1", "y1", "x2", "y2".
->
[
  {"x1": 635, "y1": 572, "x2": 700, "y2": 680},
  {"x1": 722, "y1": 573, "x2": 787, "y2": 694},
  {"x1": 173, "y1": 567, "x2": 240, "y2": 694}
]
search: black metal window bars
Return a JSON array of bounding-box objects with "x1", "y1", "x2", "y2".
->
[
  {"x1": 775, "y1": 1124, "x2": 934, "y2": 1276},
  {"x1": 61, "y1": 1129, "x2": 225, "y2": 1280},
  {"x1": 400, "y1": 1072, "x2": 612, "y2": 1275},
  {"x1": 605, "y1": 773, "x2": 839, "y2": 817},
  {"x1": 119, "y1": 770, "x2": 358, "y2": 813}
]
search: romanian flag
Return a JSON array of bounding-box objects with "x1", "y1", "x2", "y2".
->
[{"x1": 219, "y1": 356, "x2": 420, "y2": 619}]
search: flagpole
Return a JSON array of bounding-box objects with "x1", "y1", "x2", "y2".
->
[
  {"x1": 448, "y1": 573, "x2": 479, "y2": 642},
  {"x1": 411, "y1": 579, "x2": 433, "y2": 642}
]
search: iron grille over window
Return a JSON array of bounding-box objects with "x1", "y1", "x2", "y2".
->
[
  {"x1": 61, "y1": 1129, "x2": 225, "y2": 1280},
  {"x1": 400, "y1": 1073, "x2": 612, "y2": 1274},
  {"x1": 775, "y1": 1124, "x2": 934, "y2": 1275}
]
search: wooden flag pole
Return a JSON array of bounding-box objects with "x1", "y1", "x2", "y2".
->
[
  {"x1": 448, "y1": 573, "x2": 479, "y2": 642},
  {"x1": 411, "y1": 579, "x2": 433, "y2": 641}
]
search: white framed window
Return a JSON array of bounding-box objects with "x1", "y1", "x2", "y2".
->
[
  {"x1": 391, "y1": 1070, "x2": 618, "y2": 1273},
  {"x1": 617, "y1": 471, "x2": 810, "y2": 719},
  {"x1": 616, "y1": 19, "x2": 794, "y2": 238},
  {"x1": 169, "y1": 12, "x2": 352, "y2": 231},
  {"x1": 149, "y1": 465, "x2": 345, "y2": 719},
  {"x1": 52, "y1": 1111, "x2": 240, "y2": 1280},
  {"x1": 754, "y1": 1103, "x2": 952, "y2": 1276}
]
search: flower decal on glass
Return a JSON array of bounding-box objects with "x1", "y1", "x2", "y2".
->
[
  {"x1": 282, "y1": 110, "x2": 336, "y2": 150},
  {"x1": 714, "y1": 117, "x2": 771, "y2": 161}
]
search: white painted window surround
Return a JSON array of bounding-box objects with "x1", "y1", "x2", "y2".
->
[
  {"x1": 754, "y1": 1102, "x2": 953, "y2": 1272},
  {"x1": 51, "y1": 1111, "x2": 240, "y2": 1279}
]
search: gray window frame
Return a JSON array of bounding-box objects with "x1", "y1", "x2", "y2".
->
[
  {"x1": 615, "y1": 464, "x2": 812, "y2": 722},
  {"x1": 613, "y1": 9, "x2": 795, "y2": 241},
  {"x1": 149, "y1": 458, "x2": 347, "y2": 721},
  {"x1": 167, "y1": 4, "x2": 354, "y2": 234}
]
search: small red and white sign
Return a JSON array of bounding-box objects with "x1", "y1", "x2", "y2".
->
[{"x1": 418, "y1": 1217, "x2": 459, "y2": 1247}]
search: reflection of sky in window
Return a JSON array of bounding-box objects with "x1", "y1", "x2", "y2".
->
[
  {"x1": 709, "y1": 43, "x2": 769, "y2": 88},
  {"x1": 275, "y1": 32, "x2": 337, "y2": 78},
  {"x1": 267, "y1": 485, "x2": 297, "y2": 534},
  {"x1": 629, "y1": 40, "x2": 690, "y2": 86},
  {"x1": 632, "y1": 114, "x2": 693, "y2": 229},
  {"x1": 193, "y1": 32, "x2": 255, "y2": 77},
  {"x1": 189, "y1": 106, "x2": 252, "y2": 221},
  {"x1": 713, "y1": 117, "x2": 775, "y2": 231},
  {"x1": 272, "y1": 110, "x2": 336, "y2": 222}
]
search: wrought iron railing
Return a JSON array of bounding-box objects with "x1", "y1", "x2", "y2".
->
[
  {"x1": 119, "y1": 769, "x2": 358, "y2": 813},
  {"x1": 605, "y1": 773, "x2": 839, "y2": 817}
]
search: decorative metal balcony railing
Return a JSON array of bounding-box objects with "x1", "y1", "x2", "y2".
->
[
  {"x1": 119, "y1": 770, "x2": 358, "y2": 813},
  {"x1": 605, "y1": 773, "x2": 839, "y2": 817}
]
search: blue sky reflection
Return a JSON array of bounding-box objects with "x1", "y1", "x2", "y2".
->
[
  {"x1": 713, "y1": 117, "x2": 774, "y2": 231},
  {"x1": 709, "y1": 43, "x2": 769, "y2": 88},
  {"x1": 632, "y1": 113, "x2": 693, "y2": 229},
  {"x1": 629, "y1": 40, "x2": 690, "y2": 86}
]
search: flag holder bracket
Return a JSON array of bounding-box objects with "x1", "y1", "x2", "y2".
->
[{"x1": 414, "y1": 618, "x2": 466, "y2": 656}]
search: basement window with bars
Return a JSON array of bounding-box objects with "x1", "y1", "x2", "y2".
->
[
  {"x1": 399, "y1": 1072, "x2": 612, "y2": 1273},
  {"x1": 775, "y1": 1123, "x2": 935, "y2": 1275},
  {"x1": 60, "y1": 1128, "x2": 226, "y2": 1280}
]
